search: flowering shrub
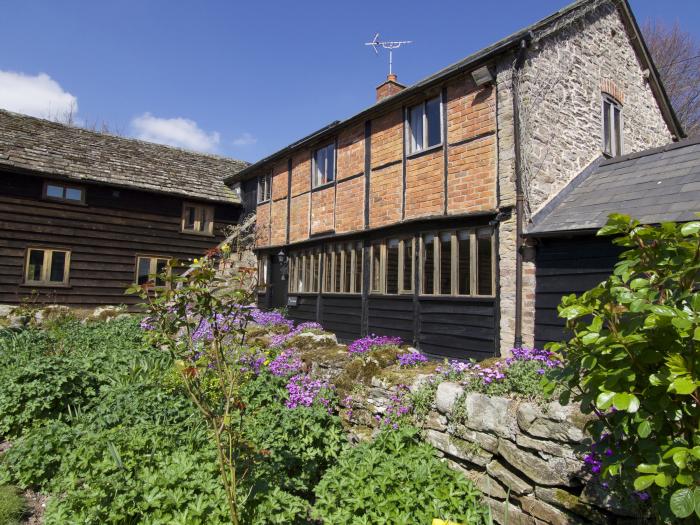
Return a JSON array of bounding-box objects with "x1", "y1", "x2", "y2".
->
[
  {"x1": 269, "y1": 322, "x2": 323, "y2": 348},
  {"x1": 268, "y1": 348, "x2": 304, "y2": 377},
  {"x1": 547, "y1": 215, "x2": 700, "y2": 522},
  {"x1": 250, "y1": 309, "x2": 294, "y2": 329},
  {"x1": 397, "y1": 352, "x2": 428, "y2": 367},
  {"x1": 285, "y1": 374, "x2": 334, "y2": 410},
  {"x1": 375, "y1": 385, "x2": 412, "y2": 429},
  {"x1": 347, "y1": 334, "x2": 402, "y2": 354}
]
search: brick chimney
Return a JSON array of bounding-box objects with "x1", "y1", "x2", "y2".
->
[{"x1": 376, "y1": 73, "x2": 405, "y2": 101}]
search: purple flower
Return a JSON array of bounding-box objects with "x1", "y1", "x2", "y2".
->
[
  {"x1": 348, "y1": 334, "x2": 402, "y2": 354},
  {"x1": 397, "y1": 352, "x2": 428, "y2": 367},
  {"x1": 285, "y1": 374, "x2": 334, "y2": 410},
  {"x1": 506, "y1": 347, "x2": 560, "y2": 368},
  {"x1": 269, "y1": 348, "x2": 304, "y2": 377},
  {"x1": 635, "y1": 491, "x2": 650, "y2": 501},
  {"x1": 270, "y1": 321, "x2": 324, "y2": 348},
  {"x1": 250, "y1": 309, "x2": 294, "y2": 329}
]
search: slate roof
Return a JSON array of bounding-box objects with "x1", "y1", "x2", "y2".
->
[
  {"x1": 527, "y1": 137, "x2": 700, "y2": 236},
  {"x1": 0, "y1": 109, "x2": 248, "y2": 204}
]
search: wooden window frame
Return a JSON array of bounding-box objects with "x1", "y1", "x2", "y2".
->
[
  {"x1": 23, "y1": 247, "x2": 71, "y2": 287},
  {"x1": 42, "y1": 181, "x2": 85, "y2": 205},
  {"x1": 369, "y1": 241, "x2": 386, "y2": 294},
  {"x1": 181, "y1": 202, "x2": 215, "y2": 236},
  {"x1": 257, "y1": 255, "x2": 269, "y2": 288},
  {"x1": 602, "y1": 94, "x2": 623, "y2": 158},
  {"x1": 312, "y1": 143, "x2": 336, "y2": 188},
  {"x1": 257, "y1": 172, "x2": 272, "y2": 203},
  {"x1": 418, "y1": 228, "x2": 495, "y2": 298},
  {"x1": 407, "y1": 96, "x2": 443, "y2": 155},
  {"x1": 134, "y1": 255, "x2": 171, "y2": 288},
  {"x1": 398, "y1": 237, "x2": 415, "y2": 294}
]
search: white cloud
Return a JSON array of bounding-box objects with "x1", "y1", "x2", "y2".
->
[
  {"x1": 131, "y1": 112, "x2": 220, "y2": 153},
  {"x1": 0, "y1": 70, "x2": 78, "y2": 120},
  {"x1": 232, "y1": 132, "x2": 257, "y2": 146}
]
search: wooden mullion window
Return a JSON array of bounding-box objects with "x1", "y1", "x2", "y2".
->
[
  {"x1": 135, "y1": 255, "x2": 170, "y2": 288},
  {"x1": 182, "y1": 203, "x2": 214, "y2": 235},
  {"x1": 25, "y1": 248, "x2": 71, "y2": 286}
]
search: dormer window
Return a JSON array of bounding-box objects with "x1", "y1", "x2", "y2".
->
[
  {"x1": 257, "y1": 173, "x2": 271, "y2": 203},
  {"x1": 602, "y1": 95, "x2": 623, "y2": 157},
  {"x1": 408, "y1": 96, "x2": 442, "y2": 154},
  {"x1": 43, "y1": 181, "x2": 84, "y2": 203},
  {"x1": 312, "y1": 143, "x2": 335, "y2": 187}
]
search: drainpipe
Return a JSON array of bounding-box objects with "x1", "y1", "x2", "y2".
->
[{"x1": 512, "y1": 37, "x2": 529, "y2": 349}]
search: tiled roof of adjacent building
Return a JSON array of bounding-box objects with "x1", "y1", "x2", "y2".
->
[
  {"x1": 527, "y1": 137, "x2": 700, "y2": 235},
  {"x1": 0, "y1": 109, "x2": 248, "y2": 204}
]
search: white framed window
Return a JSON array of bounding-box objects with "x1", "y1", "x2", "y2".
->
[
  {"x1": 257, "y1": 173, "x2": 272, "y2": 203},
  {"x1": 43, "y1": 181, "x2": 84, "y2": 204},
  {"x1": 24, "y1": 248, "x2": 71, "y2": 286},
  {"x1": 135, "y1": 256, "x2": 170, "y2": 287},
  {"x1": 602, "y1": 95, "x2": 623, "y2": 157},
  {"x1": 181, "y1": 203, "x2": 214, "y2": 235},
  {"x1": 312, "y1": 143, "x2": 335, "y2": 187},
  {"x1": 408, "y1": 96, "x2": 442, "y2": 154}
]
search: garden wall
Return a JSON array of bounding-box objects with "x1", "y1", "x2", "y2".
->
[{"x1": 292, "y1": 334, "x2": 645, "y2": 525}]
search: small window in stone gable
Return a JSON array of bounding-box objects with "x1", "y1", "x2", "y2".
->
[{"x1": 602, "y1": 95, "x2": 623, "y2": 157}]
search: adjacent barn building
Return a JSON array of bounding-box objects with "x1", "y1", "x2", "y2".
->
[
  {"x1": 527, "y1": 137, "x2": 700, "y2": 347},
  {"x1": 0, "y1": 110, "x2": 247, "y2": 308}
]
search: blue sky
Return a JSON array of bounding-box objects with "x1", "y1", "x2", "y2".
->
[{"x1": 0, "y1": 0, "x2": 698, "y2": 162}]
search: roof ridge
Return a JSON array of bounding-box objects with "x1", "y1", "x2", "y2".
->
[{"x1": 0, "y1": 108, "x2": 250, "y2": 165}]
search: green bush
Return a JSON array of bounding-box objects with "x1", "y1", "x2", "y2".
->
[
  {"x1": 313, "y1": 426, "x2": 488, "y2": 524},
  {"x1": 0, "y1": 485, "x2": 26, "y2": 525},
  {"x1": 548, "y1": 215, "x2": 700, "y2": 522}
]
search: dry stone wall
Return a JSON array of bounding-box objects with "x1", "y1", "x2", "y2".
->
[{"x1": 293, "y1": 335, "x2": 646, "y2": 525}]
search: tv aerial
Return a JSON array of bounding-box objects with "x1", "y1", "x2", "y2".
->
[{"x1": 365, "y1": 33, "x2": 413, "y2": 76}]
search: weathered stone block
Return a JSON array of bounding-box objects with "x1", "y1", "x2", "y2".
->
[
  {"x1": 435, "y1": 381, "x2": 463, "y2": 414},
  {"x1": 486, "y1": 460, "x2": 533, "y2": 495},
  {"x1": 482, "y1": 497, "x2": 538, "y2": 525},
  {"x1": 462, "y1": 393, "x2": 519, "y2": 439},
  {"x1": 446, "y1": 459, "x2": 508, "y2": 500},
  {"x1": 497, "y1": 439, "x2": 576, "y2": 487},
  {"x1": 535, "y1": 487, "x2": 609, "y2": 524},
  {"x1": 518, "y1": 495, "x2": 584, "y2": 525},
  {"x1": 451, "y1": 424, "x2": 499, "y2": 453},
  {"x1": 516, "y1": 434, "x2": 578, "y2": 460},
  {"x1": 424, "y1": 429, "x2": 492, "y2": 467},
  {"x1": 425, "y1": 411, "x2": 448, "y2": 432}
]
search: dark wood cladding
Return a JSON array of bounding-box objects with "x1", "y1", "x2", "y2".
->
[
  {"x1": 368, "y1": 296, "x2": 414, "y2": 343},
  {"x1": 0, "y1": 171, "x2": 239, "y2": 307},
  {"x1": 534, "y1": 235, "x2": 622, "y2": 348},
  {"x1": 288, "y1": 295, "x2": 318, "y2": 324},
  {"x1": 321, "y1": 295, "x2": 362, "y2": 342},
  {"x1": 419, "y1": 298, "x2": 496, "y2": 360}
]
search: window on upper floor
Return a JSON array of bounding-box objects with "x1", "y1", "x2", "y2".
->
[
  {"x1": 24, "y1": 248, "x2": 71, "y2": 286},
  {"x1": 43, "y1": 181, "x2": 84, "y2": 204},
  {"x1": 257, "y1": 173, "x2": 271, "y2": 203},
  {"x1": 602, "y1": 95, "x2": 623, "y2": 157},
  {"x1": 408, "y1": 96, "x2": 442, "y2": 154},
  {"x1": 181, "y1": 203, "x2": 214, "y2": 235},
  {"x1": 136, "y1": 256, "x2": 170, "y2": 287},
  {"x1": 312, "y1": 143, "x2": 335, "y2": 187}
]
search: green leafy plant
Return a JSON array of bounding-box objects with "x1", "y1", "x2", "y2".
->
[
  {"x1": 547, "y1": 214, "x2": 700, "y2": 522},
  {"x1": 312, "y1": 426, "x2": 488, "y2": 524},
  {"x1": 128, "y1": 246, "x2": 260, "y2": 525}
]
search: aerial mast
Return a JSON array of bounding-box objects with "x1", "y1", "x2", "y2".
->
[{"x1": 365, "y1": 33, "x2": 413, "y2": 76}]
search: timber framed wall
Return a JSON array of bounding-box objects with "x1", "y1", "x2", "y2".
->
[{"x1": 0, "y1": 171, "x2": 239, "y2": 307}]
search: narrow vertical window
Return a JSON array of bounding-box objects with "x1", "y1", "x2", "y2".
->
[
  {"x1": 323, "y1": 249, "x2": 333, "y2": 292},
  {"x1": 439, "y1": 232, "x2": 452, "y2": 295},
  {"x1": 409, "y1": 105, "x2": 424, "y2": 153},
  {"x1": 426, "y1": 97, "x2": 442, "y2": 148},
  {"x1": 257, "y1": 173, "x2": 271, "y2": 203},
  {"x1": 343, "y1": 245, "x2": 352, "y2": 293},
  {"x1": 400, "y1": 238, "x2": 413, "y2": 293},
  {"x1": 354, "y1": 243, "x2": 363, "y2": 293},
  {"x1": 258, "y1": 255, "x2": 269, "y2": 287},
  {"x1": 477, "y1": 229, "x2": 494, "y2": 296},
  {"x1": 408, "y1": 96, "x2": 442, "y2": 154},
  {"x1": 371, "y1": 243, "x2": 382, "y2": 293},
  {"x1": 334, "y1": 245, "x2": 342, "y2": 293},
  {"x1": 457, "y1": 231, "x2": 471, "y2": 295},
  {"x1": 422, "y1": 234, "x2": 435, "y2": 294},
  {"x1": 602, "y1": 95, "x2": 623, "y2": 157},
  {"x1": 313, "y1": 144, "x2": 336, "y2": 187},
  {"x1": 386, "y1": 238, "x2": 399, "y2": 294}
]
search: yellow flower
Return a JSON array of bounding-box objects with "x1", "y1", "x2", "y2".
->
[
  {"x1": 263, "y1": 359, "x2": 270, "y2": 366},
  {"x1": 432, "y1": 520, "x2": 463, "y2": 525}
]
